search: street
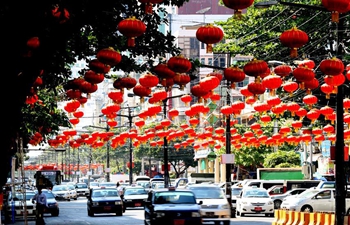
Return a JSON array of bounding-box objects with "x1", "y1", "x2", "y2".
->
[{"x1": 12, "y1": 197, "x2": 274, "y2": 225}]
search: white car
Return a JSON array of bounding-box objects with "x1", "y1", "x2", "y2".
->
[
  {"x1": 66, "y1": 184, "x2": 78, "y2": 200},
  {"x1": 186, "y1": 184, "x2": 231, "y2": 225},
  {"x1": 75, "y1": 182, "x2": 89, "y2": 197},
  {"x1": 52, "y1": 185, "x2": 71, "y2": 201},
  {"x1": 5, "y1": 190, "x2": 37, "y2": 220},
  {"x1": 236, "y1": 187, "x2": 274, "y2": 217}
]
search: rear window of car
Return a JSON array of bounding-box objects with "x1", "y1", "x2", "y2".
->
[
  {"x1": 154, "y1": 191, "x2": 196, "y2": 204},
  {"x1": 92, "y1": 189, "x2": 118, "y2": 197},
  {"x1": 124, "y1": 188, "x2": 148, "y2": 195},
  {"x1": 188, "y1": 186, "x2": 225, "y2": 199}
]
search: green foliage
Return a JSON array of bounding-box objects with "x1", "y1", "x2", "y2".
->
[{"x1": 263, "y1": 150, "x2": 301, "y2": 168}]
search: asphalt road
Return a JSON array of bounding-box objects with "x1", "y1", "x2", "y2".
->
[{"x1": 11, "y1": 197, "x2": 274, "y2": 225}]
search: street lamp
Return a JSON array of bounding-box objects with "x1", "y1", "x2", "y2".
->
[
  {"x1": 254, "y1": 2, "x2": 346, "y2": 224},
  {"x1": 117, "y1": 106, "x2": 139, "y2": 185}
]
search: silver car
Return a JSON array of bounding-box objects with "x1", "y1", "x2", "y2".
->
[{"x1": 270, "y1": 188, "x2": 307, "y2": 209}]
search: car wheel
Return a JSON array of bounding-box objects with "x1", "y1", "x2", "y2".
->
[
  {"x1": 240, "y1": 213, "x2": 245, "y2": 217},
  {"x1": 51, "y1": 210, "x2": 59, "y2": 216},
  {"x1": 88, "y1": 209, "x2": 94, "y2": 217},
  {"x1": 301, "y1": 205, "x2": 313, "y2": 213},
  {"x1": 274, "y1": 200, "x2": 282, "y2": 209},
  {"x1": 236, "y1": 210, "x2": 240, "y2": 217},
  {"x1": 116, "y1": 210, "x2": 123, "y2": 216},
  {"x1": 74, "y1": 197, "x2": 78, "y2": 200}
]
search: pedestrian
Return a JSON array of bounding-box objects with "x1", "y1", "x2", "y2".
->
[
  {"x1": 116, "y1": 182, "x2": 125, "y2": 212},
  {"x1": 32, "y1": 186, "x2": 48, "y2": 225}
]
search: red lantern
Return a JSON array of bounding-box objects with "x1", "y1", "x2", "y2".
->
[
  {"x1": 139, "y1": 72, "x2": 159, "y2": 88},
  {"x1": 344, "y1": 98, "x2": 350, "y2": 113},
  {"x1": 286, "y1": 102, "x2": 300, "y2": 116},
  {"x1": 267, "y1": 96, "x2": 281, "y2": 107},
  {"x1": 282, "y1": 81, "x2": 299, "y2": 96},
  {"x1": 173, "y1": 73, "x2": 191, "y2": 90},
  {"x1": 118, "y1": 17, "x2": 147, "y2": 47},
  {"x1": 273, "y1": 65, "x2": 292, "y2": 77},
  {"x1": 89, "y1": 59, "x2": 111, "y2": 74},
  {"x1": 96, "y1": 47, "x2": 122, "y2": 66},
  {"x1": 240, "y1": 86, "x2": 253, "y2": 97},
  {"x1": 296, "y1": 108, "x2": 307, "y2": 120},
  {"x1": 191, "y1": 84, "x2": 209, "y2": 103},
  {"x1": 138, "y1": 0, "x2": 164, "y2": 14},
  {"x1": 319, "y1": 57, "x2": 344, "y2": 76},
  {"x1": 224, "y1": 66, "x2": 246, "y2": 89},
  {"x1": 261, "y1": 74, "x2": 282, "y2": 96},
  {"x1": 199, "y1": 76, "x2": 220, "y2": 92},
  {"x1": 120, "y1": 77, "x2": 137, "y2": 90},
  {"x1": 168, "y1": 109, "x2": 179, "y2": 119},
  {"x1": 298, "y1": 59, "x2": 316, "y2": 69},
  {"x1": 260, "y1": 115, "x2": 271, "y2": 124},
  {"x1": 222, "y1": 0, "x2": 255, "y2": 18},
  {"x1": 291, "y1": 121, "x2": 303, "y2": 132},
  {"x1": 27, "y1": 37, "x2": 40, "y2": 50},
  {"x1": 133, "y1": 84, "x2": 151, "y2": 103},
  {"x1": 322, "y1": 0, "x2": 350, "y2": 23},
  {"x1": 84, "y1": 70, "x2": 105, "y2": 84},
  {"x1": 126, "y1": 162, "x2": 135, "y2": 168},
  {"x1": 167, "y1": 55, "x2": 192, "y2": 73},
  {"x1": 247, "y1": 82, "x2": 266, "y2": 100},
  {"x1": 196, "y1": 24, "x2": 224, "y2": 53},
  {"x1": 320, "y1": 83, "x2": 334, "y2": 99},
  {"x1": 306, "y1": 109, "x2": 320, "y2": 124},
  {"x1": 153, "y1": 63, "x2": 176, "y2": 79},
  {"x1": 243, "y1": 59, "x2": 269, "y2": 82},
  {"x1": 303, "y1": 94, "x2": 318, "y2": 108},
  {"x1": 304, "y1": 78, "x2": 319, "y2": 94},
  {"x1": 325, "y1": 73, "x2": 346, "y2": 94},
  {"x1": 180, "y1": 94, "x2": 192, "y2": 106},
  {"x1": 292, "y1": 67, "x2": 315, "y2": 89},
  {"x1": 220, "y1": 105, "x2": 234, "y2": 116},
  {"x1": 323, "y1": 124, "x2": 335, "y2": 134},
  {"x1": 280, "y1": 27, "x2": 309, "y2": 58}
]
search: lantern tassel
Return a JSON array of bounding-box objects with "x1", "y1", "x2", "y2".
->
[
  {"x1": 331, "y1": 11, "x2": 339, "y2": 23},
  {"x1": 290, "y1": 48, "x2": 298, "y2": 58},
  {"x1": 127, "y1": 37, "x2": 136, "y2": 47},
  {"x1": 206, "y1": 44, "x2": 213, "y2": 53}
]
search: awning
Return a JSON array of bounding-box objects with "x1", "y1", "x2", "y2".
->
[{"x1": 194, "y1": 150, "x2": 211, "y2": 160}]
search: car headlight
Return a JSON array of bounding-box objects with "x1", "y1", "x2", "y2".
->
[
  {"x1": 115, "y1": 201, "x2": 122, "y2": 205},
  {"x1": 155, "y1": 212, "x2": 165, "y2": 218},
  {"x1": 221, "y1": 204, "x2": 230, "y2": 209},
  {"x1": 268, "y1": 201, "x2": 273, "y2": 205},
  {"x1": 191, "y1": 212, "x2": 201, "y2": 217},
  {"x1": 241, "y1": 201, "x2": 248, "y2": 205},
  {"x1": 92, "y1": 202, "x2": 99, "y2": 206}
]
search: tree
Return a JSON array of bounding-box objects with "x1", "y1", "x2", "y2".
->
[
  {"x1": 263, "y1": 150, "x2": 301, "y2": 168},
  {"x1": 1, "y1": 0, "x2": 191, "y2": 188}
]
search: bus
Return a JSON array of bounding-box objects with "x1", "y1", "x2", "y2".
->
[{"x1": 34, "y1": 165, "x2": 62, "y2": 189}]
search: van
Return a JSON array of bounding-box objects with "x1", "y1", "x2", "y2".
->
[{"x1": 243, "y1": 179, "x2": 285, "y2": 190}]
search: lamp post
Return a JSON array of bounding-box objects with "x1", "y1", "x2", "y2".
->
[
  {"x1": 162, "y1": 94, "x2": 184, "y2": 188},
  {"x1": 117, "y1": 106, "x2": 139, "y2": 185},
  {"x1": 254, "y1": 2, "x2": 346, "y2": 224}
]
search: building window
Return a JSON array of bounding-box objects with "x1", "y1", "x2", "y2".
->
[
  {"x1": 201, "y1": 42, "x2": 205, "y2": 49},
  {"x1": 201, "y1": 58, "x2": 205, "y2": 65},
  {"x1": 220, "y1": 58, "x2": 225, "y2": 68},
  {"x1": 208, "y1": 58, "x2": 213, "y2": 66},
  {"x1": 214, "y1": 58, "x2": 219, "y2": 67}
]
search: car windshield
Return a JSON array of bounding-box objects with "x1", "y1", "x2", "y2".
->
[
  {"x1": 232, "y1": 188, "x2": 242, "y2": 196},
  {"x1": 154, "y1": 192, "x2": 196, "y2": 204},
  {"x1": 52, "y1": 185, "x2": 68, "y2": 191},
  {"x1": 92, "y1": 189, "x2": 118, "y2": 197},
  {"x1": 189, "y1": 186, "x2": 225, "y2": 199},
  {"x1": 13, "y1": 192, "x2": 35, "y2": 201},
  {"x1": 44, "y1": 192, "x2": 56, "y2": 199},
  {"x1": 136, "y1": 181, "x2": 150, "y2": 188},
  {"x1": 124, "y1": 188, "x2": 148, "y2": 195},
  {"x1": 295, "y1": 189, "x2": 320, "y2": 198},
  {"x1": 76, "y1": 183, "x2": 88, "y2": 188},
  {"x1": 243, "y1": 189, "x2": 270, "y2": 198}
]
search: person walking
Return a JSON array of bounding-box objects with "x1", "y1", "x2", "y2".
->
[{"x1": 32, "y1": 186, "x2": 48, "y2": 225}]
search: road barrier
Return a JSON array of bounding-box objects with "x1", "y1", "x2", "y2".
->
[{"x1": 272, "y1": 210, "x2": 337, "y2": 225}]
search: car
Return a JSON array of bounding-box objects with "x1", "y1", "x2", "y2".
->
[
  {"x1": 144, "y1": 187, "x2": 203, "y2": 225},
  {"x1": 4, "y1": 190, "x2": 36, "y2": 221},
  {"x1": 75, "y1": 182, "x2": 89, "y2": 197},
  {"x1": 89, "y1": 182, "x2": 100, "y2": 189},
  {"x1": 236, "y1": 187, "x2": 274, "y2": 217},
  {"x1": 270, "y1": 188, "x2": 308, "y2": 209},
  {"x1": 231, "y1": 186, "x2": 243, "y2": 217},
  {"x1": 42, "y1": 190, "x2": 59, "y2": 216},
  {"x1": 122, "y1": 186, "x2": 149, "y2": 210},
  {"x1": 186, "y1": 184, "x2": 231, "y2": 225},
  {"x1": 66, "y1": 184, "x2": 78, "y2": 200},
  {"x1": 51, "y1": 185, "x2": 71, "y2": 201},
  {"x1": 99, "y1": 182, "x2": 117, "y2": 188},
  {"x1": 87, "y1": 186, "x2": 123, "y2": 216}
]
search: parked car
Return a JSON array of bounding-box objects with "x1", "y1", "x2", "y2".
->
[
  {"x1": 75, "y1": 182, "x2": 89, "y2": 197},
  {"x1": 87, "y1": 187, "x2": 123, "y2": 216},
  {"x1": 122, "y1": 186, "x2": 149, "y2": 210},
  {"x1": 231, "y1": 186, "x2": 243, "y2": 218},
  {"x1": 51, "y1": 185, "x2": 71, "y2": 201},
  {"x1": 236, "y1": 187, "x2": 274, "y2": 217},
  {"x1": 144, "y1": 187, "x2": 202, "y2": 225},
  {"x1": 270, "y1": 187, "x2": 308, "y2": 209},
  {"x1": 5, "y1": 190, "x2": 36, "y2": 222},
  {"x1": 186, "y1": 184, "x2": 231, "y2": 225}
]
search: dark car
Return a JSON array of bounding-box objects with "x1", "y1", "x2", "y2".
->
[
  {"x1": 144, "y1": 187, "x2": 203, "y2": 225},
  {"x1": 123, "y1": 186, "x2": 149, "y2": 209},
  {"x1": 43, "y1": 190, "x2": 59, "y2": 216},
  {"x1": 87, "y1": 187, "x2": 123, "y2": 217}
]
